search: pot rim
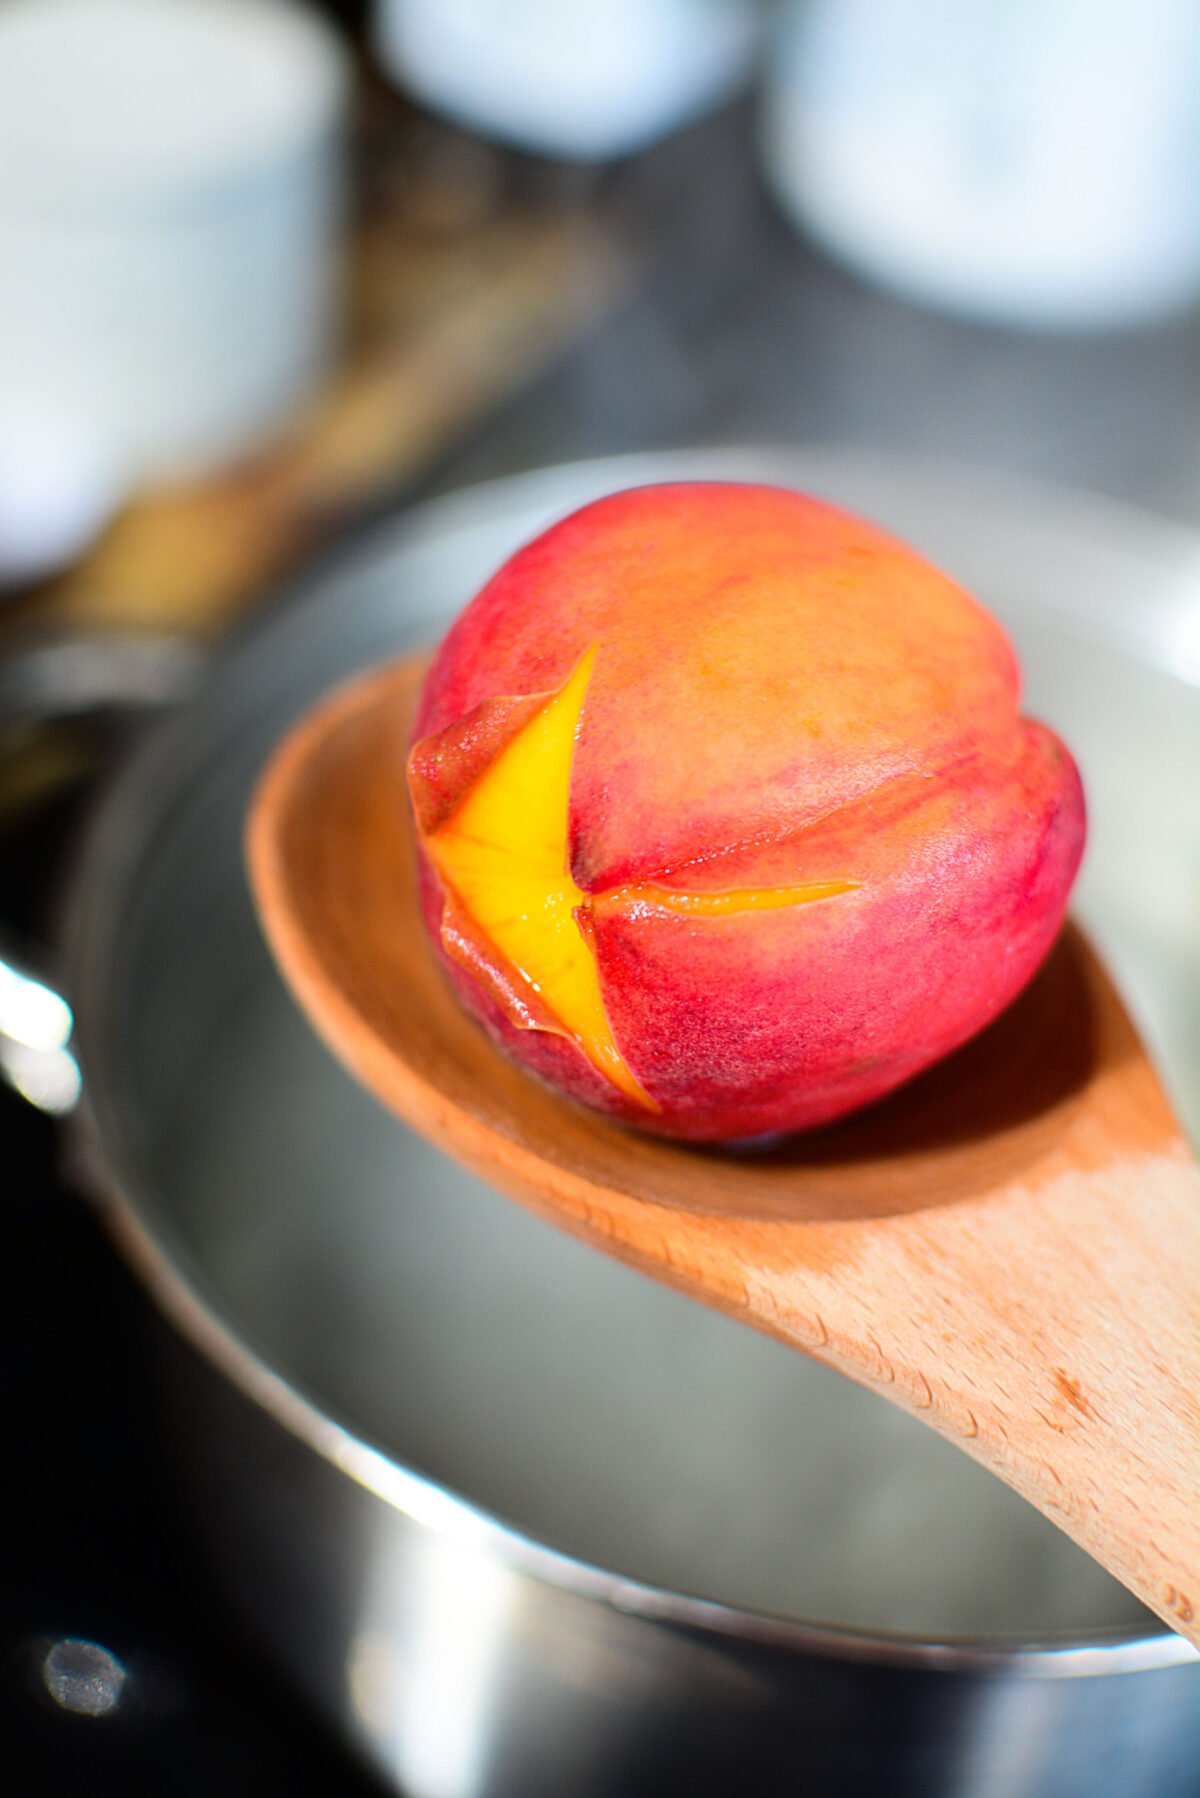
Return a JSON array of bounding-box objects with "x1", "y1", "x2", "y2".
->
[{"x1": 63, "y1": 446, "x2": 1200, "y2": 1680}]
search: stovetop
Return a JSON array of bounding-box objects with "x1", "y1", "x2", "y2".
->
[
  {"x1": 2, "y1": 1080, "x2": 388, "y2": 1796},
  {"x1": 7, "y1": 89, "x2": 1200, "y2": 1792}
]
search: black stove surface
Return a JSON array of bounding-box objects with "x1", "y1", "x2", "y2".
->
[{"x1": 2, "y1": 1082, "x2": 388, "y2": 1796}]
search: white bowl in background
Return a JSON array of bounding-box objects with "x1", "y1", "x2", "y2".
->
[
  {"x1": 0, "y1": 0, "x2": 350, "y2": 578},
  {"x1": 374, "y1": 0, "x2": 759, "y2": 162}
]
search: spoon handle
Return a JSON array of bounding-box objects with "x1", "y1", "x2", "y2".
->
[
  {"x1": 500, "y1": 1122, "x2": 1200, "y2": 1650},
  {"x1": 758, "y1": 1146, "x2": 1200, "y2": 1649}
]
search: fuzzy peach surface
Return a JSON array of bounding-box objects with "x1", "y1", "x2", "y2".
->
[{"x1": 407, "y1": 481, "x2": 1086, "y2": 1142}]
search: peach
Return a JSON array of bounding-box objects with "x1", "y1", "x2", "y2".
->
[{"x1": 407, "y1": 482, "x2": 1085, "y2": 1142}]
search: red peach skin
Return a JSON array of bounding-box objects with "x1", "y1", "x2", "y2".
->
[{"x1": 408, "y1": 482, "x2": 1085, "y2": 1141}]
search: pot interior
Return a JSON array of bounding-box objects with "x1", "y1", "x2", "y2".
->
[{"x1": 84, "y1": 452, "x2": 1199, "y2": 1644}]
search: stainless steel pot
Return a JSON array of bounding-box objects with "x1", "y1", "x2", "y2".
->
[{"x1": 11, "y1": 451, "x2": 1200, "y2": 1796}]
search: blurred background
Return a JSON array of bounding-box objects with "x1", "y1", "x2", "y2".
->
[{"x1": 3, "y1": 1, "x2": 1199, "y2": 1791}]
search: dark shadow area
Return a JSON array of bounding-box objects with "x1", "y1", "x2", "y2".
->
[
  {"x1": 593, "y1": 921, "x2": 1122, "y2": 1224},
  {"x1": 717, "y1": 921, "x2": 1106, "y2": 1176}
]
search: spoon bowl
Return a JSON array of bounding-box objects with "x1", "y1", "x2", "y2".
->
[{"x1": 248, "y1": 651, "x2": 1200, "y2": 1650}]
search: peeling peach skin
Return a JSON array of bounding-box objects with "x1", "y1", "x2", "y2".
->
[
  {"x1": 408, "y1": 481, "x2": 1086, "y2": 1143},
  {"x1": 419, "y1": 644, "x2": 864, "y2": 1111}
]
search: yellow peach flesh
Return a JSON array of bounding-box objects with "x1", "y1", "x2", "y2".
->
[
  {"x1": 425, "y1": 644, "x2": 860, "y2": 1110},
  {"x1": 425, "y1": 647, "x2": 653, "y2": 1105}
]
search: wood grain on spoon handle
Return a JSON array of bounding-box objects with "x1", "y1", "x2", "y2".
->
[
  {"x1": 248, "y1": 653, "x2": 1200, "y2": 1650},
  {"x1": 731, "y1": 1144, "x2": 1200, "y2": 1643},
  {"x1": 455, "y1": 1065, "x2": 1200, "y2": 1644}
]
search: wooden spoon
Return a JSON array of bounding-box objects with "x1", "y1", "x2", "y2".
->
[{"x1": 248, "y1": 653, "x2": 1200, "y2": 1650}]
